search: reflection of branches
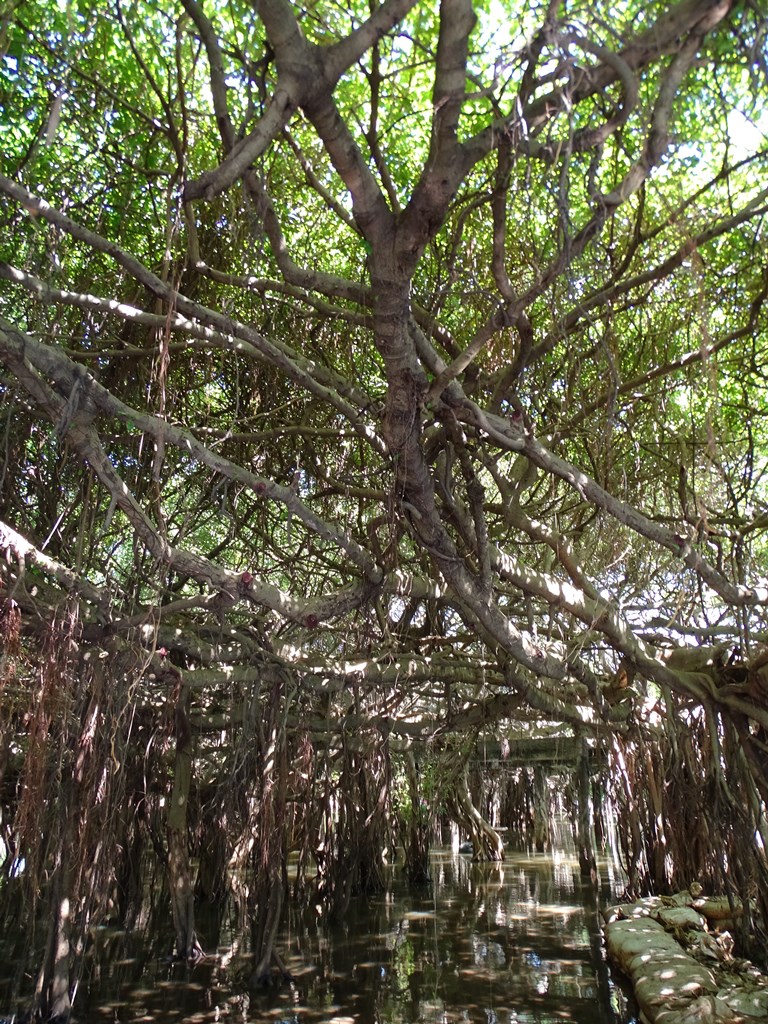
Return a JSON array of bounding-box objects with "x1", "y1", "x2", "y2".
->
[{"x1": 4, "y1": 0, "x2": 768, "y2": 999}]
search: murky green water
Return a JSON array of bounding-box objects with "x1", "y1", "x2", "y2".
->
[{"x1": 1, "y1": 848, "x2": 637, "y2": 1023}]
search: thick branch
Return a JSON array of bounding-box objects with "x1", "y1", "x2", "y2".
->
[
  {"x1": 0, "y1": 316, "x2": 383, "y2": 585},
  {"x1": 455, "y1": 401, "x2": 768, "y2": 608},
  {"x1": 0, "y1": 180, "x2": 381, "y2": 449},
  {"x1": 0, "y1": 320, "x2": 378, "y2": 626}
]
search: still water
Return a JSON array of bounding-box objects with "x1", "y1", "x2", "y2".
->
[{"x1": 2, "y1": 848, "x2": 637, "y2": 1023}]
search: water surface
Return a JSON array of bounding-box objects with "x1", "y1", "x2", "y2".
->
[{"x1": 1, "y1": 847, "x2": 637, "y2": 1023}]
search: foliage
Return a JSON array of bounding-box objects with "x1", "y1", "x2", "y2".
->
[{"x1": 2, "y1": 0, "x2": 768, "y2": 1006}]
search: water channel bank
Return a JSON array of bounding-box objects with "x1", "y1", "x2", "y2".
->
[
  {"x1": 604, "y1": 891, "x2": 768, "y2": 1024},
  {"x1": 0, "y1": 847, "x2": 636, "y2": 1024}
]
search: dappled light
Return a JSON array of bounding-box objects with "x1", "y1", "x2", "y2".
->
[{"x1": 1, "y1": 0, "x2": 768, "y2": 1020}]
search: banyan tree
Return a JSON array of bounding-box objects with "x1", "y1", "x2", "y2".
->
[{"x1": 1, "y1": 0, "x2": 768, "y2": 1016}]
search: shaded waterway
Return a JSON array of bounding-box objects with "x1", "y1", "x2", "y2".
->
[{"x1": 1, "y1": 847, "x2": 638, "y2": 1023}]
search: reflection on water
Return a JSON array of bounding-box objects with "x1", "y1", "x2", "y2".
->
[{"x1": 0, "y1": 848, "x2": 637, "y2": 1023}]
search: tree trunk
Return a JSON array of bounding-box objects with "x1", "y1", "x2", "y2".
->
[
  {"x1": 249, "y1": 872, "x2": 286, "y2": 984},
  {"x1": 37, "y1": 881, "x2": 72, "y2": 1023},
  {"x1": 47, "y1": 892, "x2": 71, "y2": 1021},
  {"x1": 532, "y1": 767, "x2": 549, "y2": 853},
  {"x1": 575, "y1": 735, "x2": 597, "y2": 882},
  {"x1": 452, "y1": 765, "x2": 504, "y2": 861},
  {"x1": 32, "y1": 795, "x2": 76, "y2": 1022},
  {"x1": 249, "y1": 674, "x2": 289, "y2": 984},
  {"x1": 166, "y1": 672, "x2": 201, "y2": 961},
  {"x1": 402, "y1": 751, "x2": 431, "y2": 884}
]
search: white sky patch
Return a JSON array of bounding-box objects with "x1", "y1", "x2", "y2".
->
[
  {"x1": 727, "y1": 109, "x2": 768, "y2": 160},
  {"x1": 474, "y1": 0, "x2": 536, "y2": 71}
]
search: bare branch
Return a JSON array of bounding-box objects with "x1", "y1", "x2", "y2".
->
[{"x1": 0, "y1": 316, "x2": 384, "y2": 585}]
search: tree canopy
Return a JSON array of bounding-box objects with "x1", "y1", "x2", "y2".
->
[
  {"x1": 2, "y1": 0, "x2": 768, "y2": 1004},
  {"x1": 3, "y1": 0, "x2": 768, "y2": 737}
]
